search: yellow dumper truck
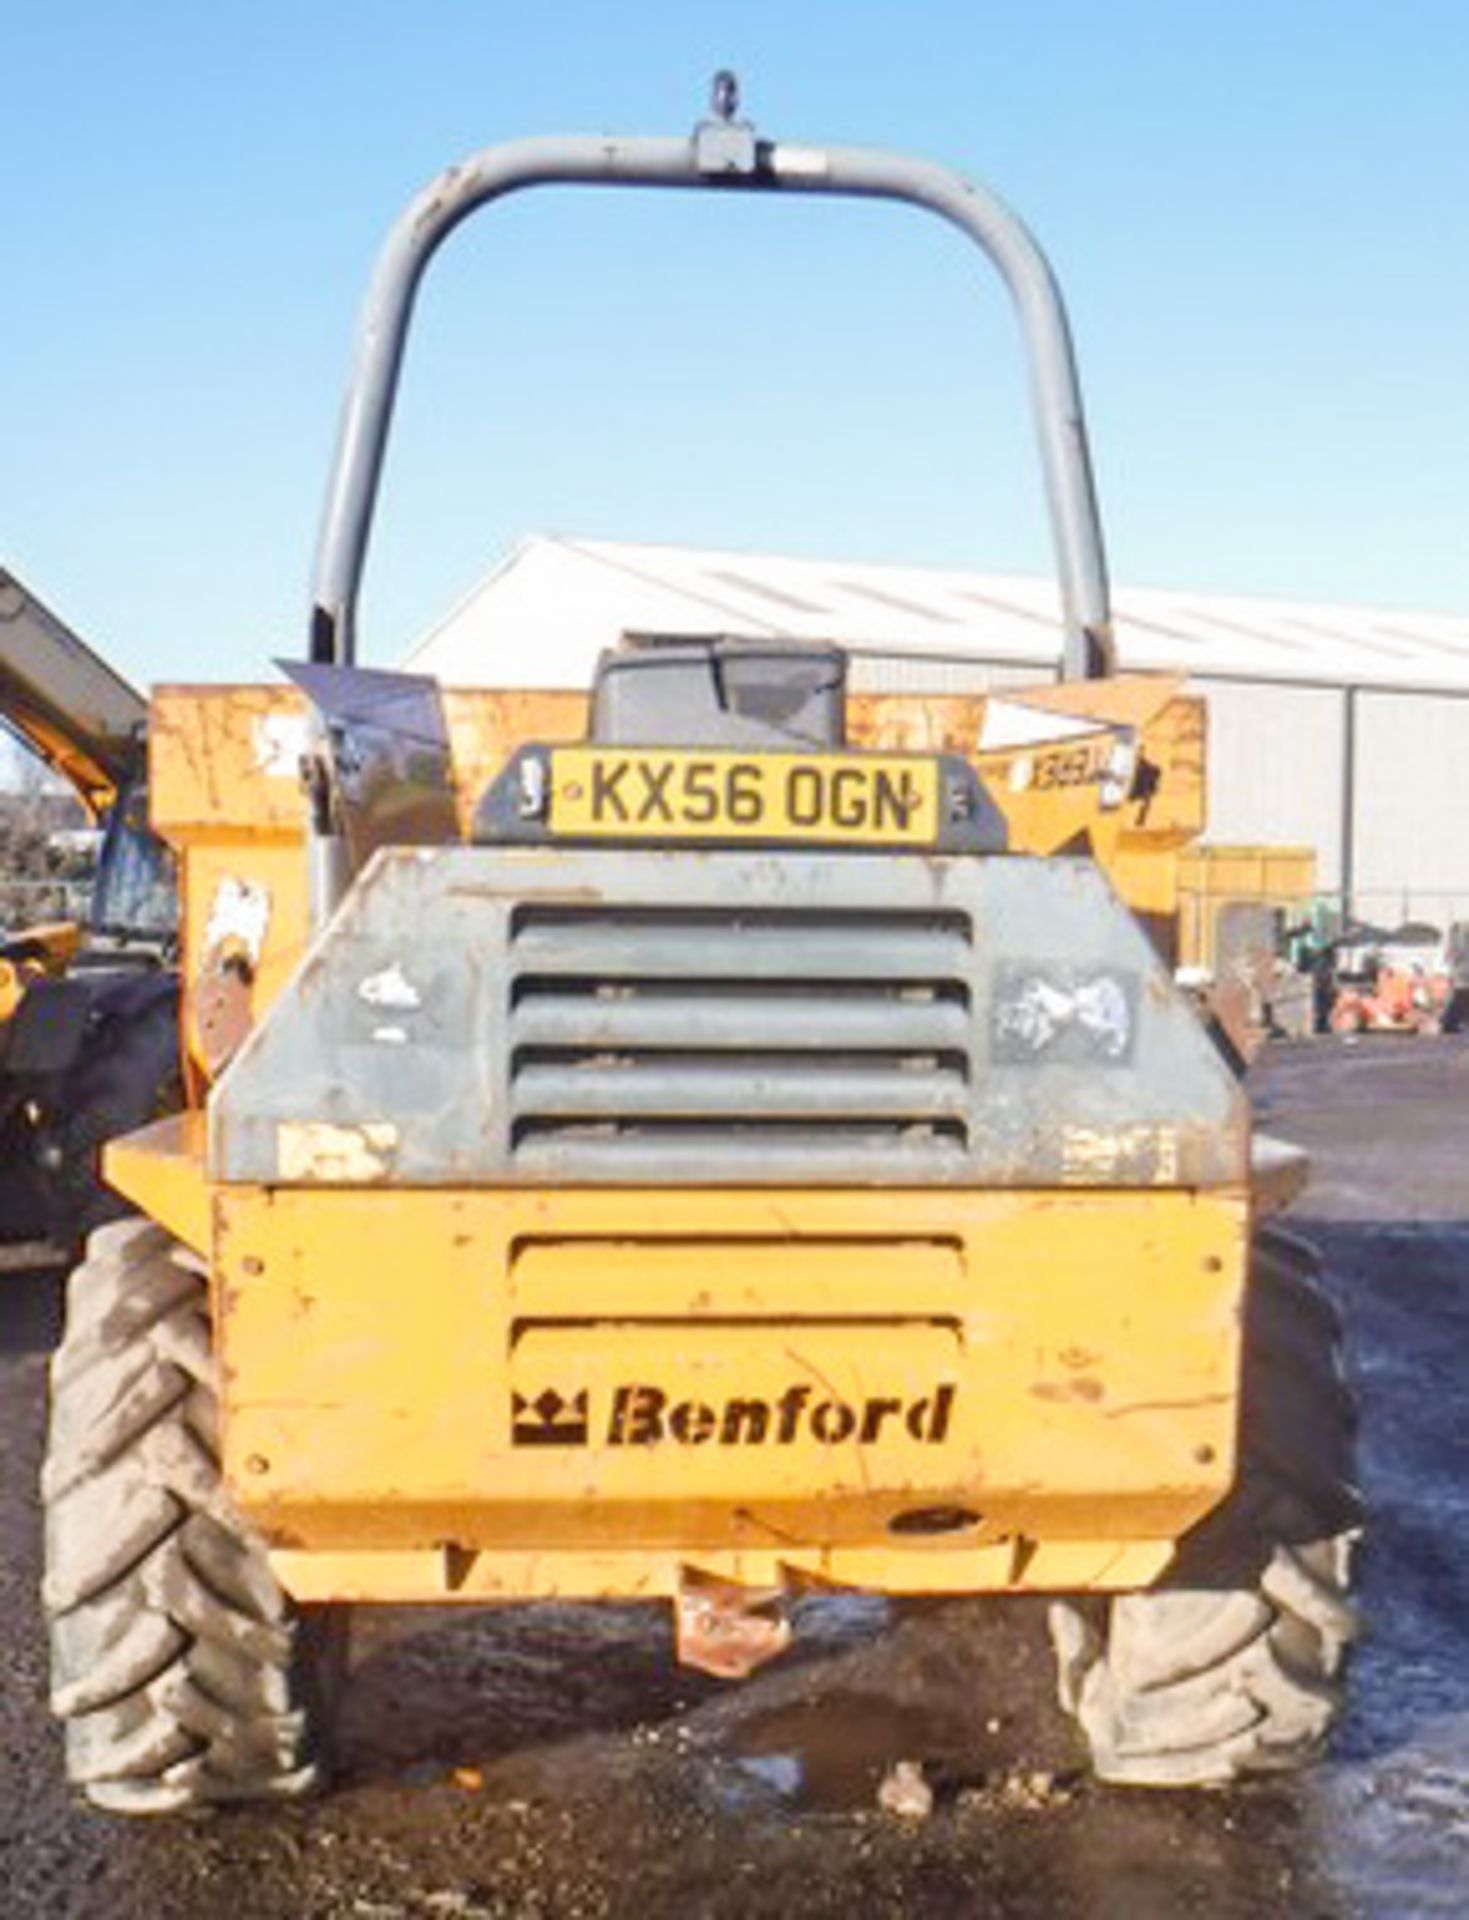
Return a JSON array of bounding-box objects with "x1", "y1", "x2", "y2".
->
[{"x1": 42, "y1": 80, "x2": 1359, "y2": 1811}]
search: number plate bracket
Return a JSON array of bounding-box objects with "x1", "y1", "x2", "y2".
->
[{"x1": 475, "y1": 746, "x2": 1007, "y2": 852}]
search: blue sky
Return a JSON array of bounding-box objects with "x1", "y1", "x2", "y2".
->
[{"x1": 1, "y1": 2, "x2": 1465, "y2": 688}]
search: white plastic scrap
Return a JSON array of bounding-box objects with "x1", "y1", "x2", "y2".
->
[{"x1": 877, "y1": 1760, "x2": 933, "y2": 1820}]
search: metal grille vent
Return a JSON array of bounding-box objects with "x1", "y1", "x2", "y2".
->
[{"x1": 507, "y1": 905, "x2": 973, "y2": 1181}]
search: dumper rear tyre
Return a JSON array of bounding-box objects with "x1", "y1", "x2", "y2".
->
[
  {"x1": 42, "y1": 1218, "x2": 338, "y2": 1812},
  {"x1": 1048, "y1": 1223, "x2": 1362, "y2": 1787}
]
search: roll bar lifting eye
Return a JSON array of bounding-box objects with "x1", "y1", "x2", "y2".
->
[{"x1": 309, "y1": 75, "x2": 1114, "y2": 680}]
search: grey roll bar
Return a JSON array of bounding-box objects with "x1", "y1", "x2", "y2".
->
[{"x1": 310, "y1": 78, "x2": 1114, "y2": 679}]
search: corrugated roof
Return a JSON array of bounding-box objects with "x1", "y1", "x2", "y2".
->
[{"x1": 405, "y1": 535, "x2": 1469, "y2": 693}]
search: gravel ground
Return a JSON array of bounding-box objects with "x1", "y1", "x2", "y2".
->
[{"x1": 3, "y1": 1034, "x2": 1467, "y2": 1918}]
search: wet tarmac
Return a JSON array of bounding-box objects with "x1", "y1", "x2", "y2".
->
[
  {"x1": 2, "y1": 1035, "x2": 1467, "y2": 1917},
  {"x1": 1254, "y1": 1039, "x2": 1469, "y2": 1916}
]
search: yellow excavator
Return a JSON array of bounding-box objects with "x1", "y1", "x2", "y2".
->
[{"x1": 0, "y1": 569, "x2": 177, "y2": 1260}]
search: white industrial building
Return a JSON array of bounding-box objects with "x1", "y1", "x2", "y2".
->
[{"x1": 406, "y1": 536, "x2": 1469, "y2": 931}]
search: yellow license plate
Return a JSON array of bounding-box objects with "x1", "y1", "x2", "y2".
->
[{"x1": 547, "y1": 748, "x2": 940, "y2": 845}]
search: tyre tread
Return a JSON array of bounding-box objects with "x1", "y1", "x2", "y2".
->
[
  {"x1": 44, "y1": 1219, "x2": 324, "y2": 1812},
  {"x1": 1049, "y1": 1227, "x2": 1361, "y2": 1786}
]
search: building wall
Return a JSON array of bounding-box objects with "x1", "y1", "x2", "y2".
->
[
  {"x1": 411, "y1": 538, "x2": 1469, "y2": 934},
  {"x1": 850, "y1": 660, "x2": 1469, "y2": 930},
  {"x1": 848, "y1": 653, "x2": 1054, "y2": 695},
  {"x1": 1352, "y1": 691, "x2": 1469, "y2": 929},
  {"x1": 1195, "y1": 678, "x2": 1346, "y2": 891}
]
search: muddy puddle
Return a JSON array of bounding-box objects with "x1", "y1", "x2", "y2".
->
[
  {"x1": 1258, "y1": 1042, "x2": 1469, "y2": 1916},
  {"x1": 720, "y1": 1691, "x2": 970, "y2": 1811}
]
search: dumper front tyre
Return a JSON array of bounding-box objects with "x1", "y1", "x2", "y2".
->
[
  {"x1": 1048, "y1": 1223, "x2": 1362, "y2": 1788},
  {"x1": 42, "y1": 1218, "x2": 337, "y2": 1813}
]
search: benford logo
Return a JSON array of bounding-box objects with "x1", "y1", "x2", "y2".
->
[{"x1": 510, "y1": 1382, "x2": 957, "y2": 1448}]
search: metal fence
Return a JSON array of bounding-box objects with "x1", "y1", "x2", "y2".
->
[{"x1": 1317, "y1": 890, "x2": 1469, "y2": 938}]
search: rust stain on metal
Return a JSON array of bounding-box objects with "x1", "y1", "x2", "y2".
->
[
  {"x1": 1101, "y1": 1392, "x2": 1232, "y2": 1421},
  {"x1": 1009, "y1": 1535, "x2": 1039, "y2": 1582},
  {"x1": 1057, "y1": 1346, "x2": 1100, "y2": 1371},
  {"x1": 1030, "y1": 1377, "x2": 1105, "y2": 1404},
  {"x1": 262, "y1": 1525, "x2": 308, "y2": 1550},
  {"x1": 195, "y1": 960, "x2": 253, "y2": 1075},
  {"x1": 443, "y1": 883, "x2": 606, "y2": 905},
  {"x1": 674, "y1": 1570, "x2": 792, "y2": 1680}
]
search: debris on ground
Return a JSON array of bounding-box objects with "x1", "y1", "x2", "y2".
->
[{"x1": 876, "y1": 1759, "x2": 933, "y2": 1820}]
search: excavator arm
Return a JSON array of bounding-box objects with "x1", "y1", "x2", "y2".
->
[{"x1": 0, "y1": 569, "x2": 146, "y2": 818}]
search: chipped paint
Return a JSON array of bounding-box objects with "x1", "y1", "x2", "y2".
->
[
  {"x1": 771, "y1": 143, "x2": 830, "y2": 178},
  {"x1": 213, "y1": 845, "x2": 1247, "y2": 1190},
  {"x1": 252, "y1": 710, "x2": 313, "y2": 778},
  {"x1": 1060, "y1": 1124, "x2": 1180, "y2": 1183},
  {"x1": 204, "y1": 876, "x2": 271, "y2": 967},
  {"x1": 277, "y1": 1120, "x2": 399, "y2": 1182},
  {"x1": 357, "y1": 961, "x2": 422, "y2": 1011},
  {"x1": 993, "y1": 971, "x2": 1133, "y2": 1062},
  {"x1": 371, "y1": 1024, "x2": 410, "y2": 1045}
]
